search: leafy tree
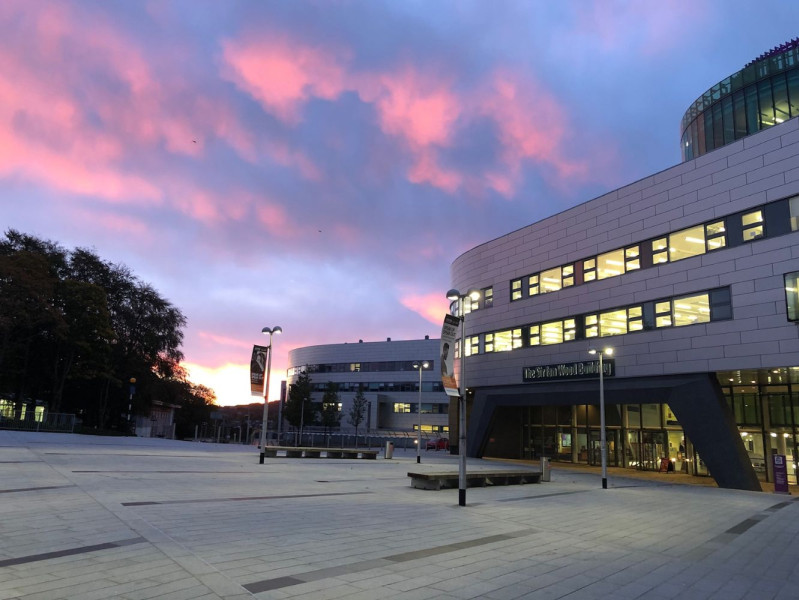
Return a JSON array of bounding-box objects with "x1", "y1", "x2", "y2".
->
[
  {"x1": 348, "y1": 387, "x2": 368, "y2": 446},
  {"x1": 284, "y1": 369, "x2": 317, "y2": 442},
  {"x1": 320, "y1": 382, "x2": 342, "y2": 436}
]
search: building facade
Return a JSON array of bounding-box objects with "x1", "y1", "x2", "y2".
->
[
  {"x1": 287, "y1": 337, "x2": 450, "y2": 436},
  {"x1": 451, "y1": 42, "x2": 799, "y2": 491}
]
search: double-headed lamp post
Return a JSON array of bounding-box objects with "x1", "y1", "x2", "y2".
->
[
  {"x1": 259, "y1": 325, "x2": 282, "y2": 464},
  {"x1": 446, "y1": 287, "x2": 481, "y2": 507},
  {"x1": 588, "y1": 346, "x2": 613, "y2": 489},
  {"x1": 412, "y1": 361, "x2": 430, "y2": 464}
]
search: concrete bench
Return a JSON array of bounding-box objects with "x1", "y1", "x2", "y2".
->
[
  {"x1": 407, "y1": 470, "x2": 542, "y2": 490},
  {"x1": 265, "y1": 447, "x2": 379, "y2": 459}
]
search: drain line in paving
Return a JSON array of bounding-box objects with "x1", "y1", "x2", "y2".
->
[{"x1": 122, "y1": 490, "x2": 372, "y2": 506}]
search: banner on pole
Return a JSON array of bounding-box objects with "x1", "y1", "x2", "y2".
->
[
  {"x1": 441, "y1": 314, "x2": 460, "y2": 397},
  {"x1": 250, "y1": 345, "x2": 268, "y2": 396}
]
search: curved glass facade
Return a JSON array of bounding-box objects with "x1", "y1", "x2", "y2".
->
[{"x1": 681, "y1": 41, "x2": 799, "y2": 161}]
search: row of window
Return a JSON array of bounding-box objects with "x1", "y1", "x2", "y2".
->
[
  {"x1": 682, "y1": 69, "x2": 799, "y2": 161},
  {"x1": 460, "y1": 288, "x2": 730, "y2": 356},
  {"x1": 288, "y1": 359, "x2": 436, "y2": 377},
  {"x1": 310, "y1": 381, "x2": 446, "y2": 393},
  {"x1": 510, "y1": 195, "x2": 797, "y2": 303},
  {"x1": 392, "y1": 403, "x2": 448, "y2": 414},
  {"x1": 451, "y1": 285, "x2": 494, "y2": 317}
]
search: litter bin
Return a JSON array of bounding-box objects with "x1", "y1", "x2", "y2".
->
[
  {"x1": 385, "y1": 441, "x2": 394, "y2": 459},
  {"x1": 540, "y1": 457, "x2": 551, "y2": 482}
]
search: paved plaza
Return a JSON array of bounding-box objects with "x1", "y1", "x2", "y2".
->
[{"x1": 2, "y1": 431, "x2": 799, "y2": 600}]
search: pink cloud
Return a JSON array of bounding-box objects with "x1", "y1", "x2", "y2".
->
[
  {"x1": 221, "y1": 35, "x2": 348, "y2": 124},
  {"x1": 198, "y1": 331, "x2": 253, "y2": 350},
  {"x1": 400, "y1": 292, "x2": 450, "y2": 325}
]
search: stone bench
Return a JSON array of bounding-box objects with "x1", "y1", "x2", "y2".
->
[
  {"x1": 264, "y1": 447, "x2": 379, "y2": 459},
  {"x1": 407, "y1": 470, "x2": 542, "y2": 490}
]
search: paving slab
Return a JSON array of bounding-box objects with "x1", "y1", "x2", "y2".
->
[{"x1": 1, "y1": 430, "x2": 798, "y2": 599}]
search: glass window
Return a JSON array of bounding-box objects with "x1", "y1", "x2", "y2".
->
[
  {"x1": 599, "y1": 309, "x2": 628, "y2": 337},
  {"x1": 710, "y1": 287, "x2": 732, "y2": 321},
  {"x1": 785, "y1": 271, "x2": 799, "y2": 321},
  {"x1": 563, "y1": 319, "x2": 576, "y2": 342},
  {"x1": 656, "y1": 300, "x2": 672, "y2": 327},
  {"x1": 758, "y1": 79, "x2": 775, "y2": 128},
  {"x1": 733, "y1": 89, "x2": 747, "y2": 139},
  {"x1": 583, "y1": 258, "x2": 596, "y2": 282},
  {"x1": 465, "y1": 335, "x2": 479, "y2": 356},
  {"x1": 625, "y1": 246, "x2": 640, "y2": 271},
  {"x1": 673, "y1": 294, "x2": 711, "y2": 326},
  {"x1": 393, "y1": 403, "x2": 412, "y2": 413},
  {"x1": 722, "y1": 95, "x2": 734, "y2": 144},
  {"x1": 628, "y1": 306, "x2": 643, "y2": 331},
  {"x1": 484, "y1": 333, "x2": 494, "y2": 353},
  {"x1": 669, "y1": 225, "x2": 706, "y2": 262},
  {"x1": 788, "y1": 70, "x2": 799, "y2": 118},
  {"x1": 742, "y1": 210, "x2": 764, "y2": 241},
  {"x1": 540, "y1": 267, "x2": 562, "y2": 293},
  {"x1": 745, "y1": 84, "x2": 760, "y2": 135},
  {"x1": 528, "y1": 274, "x2": 539, "y2": 296},
  {"x1": 562, "y1": 264, "x2": 575, "y2": 287},
  {"x1": 597, "y1": 249, "x2": 625, "y2": 280},
  {"x1": 706, "y1": 221, "x2": 726, "y2": 250},
  {"x1": 585, "y1": 314, "x2": 598, "y2": 338},
  {"x1": 652, "y1": 238, "x2": 668, "y2": 264},
  {"x1": 541, "y1": 321, "x2": 563, "y2": 345},
  {"x1": 773, "y1": 73, "x2": 790, "y2": 124},
  {"x1": 491, "y1": 330, "x2": 519, "y2": 353},
  {"x1": 790, "y1": 195, "x2": 799, "y2": 231},
  {"x1": 511, "y1": 278, "x2": 523, "y2": 301},
  {"x1": 483, "y1": 287, "x2": 493, "y2": 308},
  {"x1": 529, "y1": 325, "x2": 540, "y2": 346}
]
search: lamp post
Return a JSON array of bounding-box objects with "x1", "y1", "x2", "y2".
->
[
  {"x1": 588, "y1": 347, "x2": 613, "y2": 489},
  {"x1": 259, "y1": 325, "x2": 282, "y2": 464},
  {"x1": 446, "y1": 287, "x2": 481, "y2": 507},
  {"x1": 413, "y1": 360, "x2": 430, "y2": 464},
  {"x1": 128, "y1": 378, "x2": 136, "y2": 435}
]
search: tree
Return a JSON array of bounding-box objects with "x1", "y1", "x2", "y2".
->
[
  {"x1": 320, "y1": 382, "x2": 342, "y2": 437},
  {"x1": 348, "y1": 387, "x2": 368, "y2": 447},
  {"x1": 284, "y1": 370, "x2": 317, "y2": 444}
]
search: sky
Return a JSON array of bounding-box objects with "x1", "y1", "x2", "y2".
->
[{"x1": 2, "y1": 1, "x2": 798, "y2": 406}]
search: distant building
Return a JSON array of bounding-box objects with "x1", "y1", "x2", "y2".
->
[
  {"x1": 449, "y1": 41, "x2": 799, "y2": 491},
  {"x1": 287, "y1": 337, "x2": 449, "y2": 435}
]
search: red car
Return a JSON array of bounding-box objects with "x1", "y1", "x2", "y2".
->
[{"x1": 425, "y1": 437, "x2": 449, "y2": 451}]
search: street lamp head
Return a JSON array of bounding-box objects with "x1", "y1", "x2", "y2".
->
[
  {"x1": 413, "y1": 361, "x2": 431, "y2": 370},
  {"x1": 604, "y1": 347, "x2": 613, "y2": 356},
  {"x1": 589, "y1": 347, "x2": 613, "y2": 356},
  {"x1": 467, "y1": 288, "x2": 481, "y2": 301},
  {"x1": 422, "y1": 361, "x2": 430, "y2": 369},
  {"x1": 446, "y1": 288, "x2": 461, "y2": 301},
  {"x1": 262, "y1": 326, "x2": 282, "y2": 336},
  {"x1": 588, "y1": 348, "x2": 597, "y2": 355}
]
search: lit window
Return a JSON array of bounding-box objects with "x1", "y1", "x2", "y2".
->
[
  {"x1": 585, "y1": 314, "x2": 598, "y2": 338},
  {"x1": 600, "y1": 309, "x2": 628, "y2": 336},
  {"x1": 483, "y1": 287, "x2": 493, "y2": 308},
  {"x1": 563, "y1": 319, "x2": 576, "y2": 341},
  {"x1": 597, "y1": 249, "x2": 625, "y2": 280},
  {"x1": 706, "y1": 221, "x2": 726, "y2": 250},
  {"x1": 393, "y1": 403, "x2": 412, "y2": 413},
  {"x1": 790, "y1": 196, "x2": 799, "y2": 232},
  {"x1": 540, "y1": 267, "x2": 562, "y2": 293},
  {"x1": 669, "y1": 225, "x2": 706, "y2": 262},
  {"x1": 541, "y1": 321, "x2": 563, "y2": 345},
  {"x1": 625, "y1": 246, "x2": 640, "y2": 271},
  {"x1": 350, "y1": 363, "x2": 361, "y2": 372},
  {"x1": 465, "y1": 336, "x2": 479, "y2": 356},
  {"x1": 529, "y1": 325, "x2": 540, "y2": 346},
  {"x1": 583, "y1": 258, "x2": 596, "y2": 281},
  {"x1": 785, "y1": 271, "x2": 799, "y2": 321},
  {"x1": 673, "y1": 294, "x2": 711, "y2": 326},
  {"x1": 484, "y1": 333, "x2": 495, "y2": 353},
  {"x1": 652, "y1": 238, "x2": 669, "y2": 264},
  {"x1": 562, "y1": 264, "x2": 575, "y2": 287},
  {"x1": 742, "y1": 210, "x2": 764, "y2": 242},
  {"x1": 492, "y1": 330, "x2": 520, "y2": 352},
  {"x1": 656, "y1": 301, "x2": 672, "y2": 327},
  {"x1": 628, "y1": 306, "x2": 643, "y2": 331},
  {"x1": 511, "y1": 278, "x2": 523, "y2": 301},
  {"x1": 528, "y1": 274, "x2": 539, "y2": 296}
]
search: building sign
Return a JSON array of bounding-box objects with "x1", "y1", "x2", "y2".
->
[
  {"x1": 250, "y1": 345, "x2": 268, "y2": 396},
  {"x1": 523, "y1": 358, "x2": 614, "y2": 383},
  {"x1": 441, "y1": 314, "x2": 460, "y2": 397},
  {"x1": 773, "y1": 454, "x2": 789, "y2": 494}
]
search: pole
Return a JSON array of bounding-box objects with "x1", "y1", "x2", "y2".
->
[
  {"x1": 458, "y1": 297, "x2": 467, "y2": 506},
  {"x1": 259, "y1": 343, "x2": 272, "y2": 464},
  {"x1": 599, "y1": 352, "x2": 607, "y2": 489},
  {"x1": 417, "y1": 364, "x2": 423, "y2": 464}
]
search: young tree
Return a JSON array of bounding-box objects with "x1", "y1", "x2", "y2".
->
[
  {"x1": 348, "y1": 387, "x2": 368, "y2": 447},
  {"x1": 320, "y1": 382, "x2": 342, "y2": 437},
  {"x1": 284, "y1": 370, "x2": 317, "y2": 444}
]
